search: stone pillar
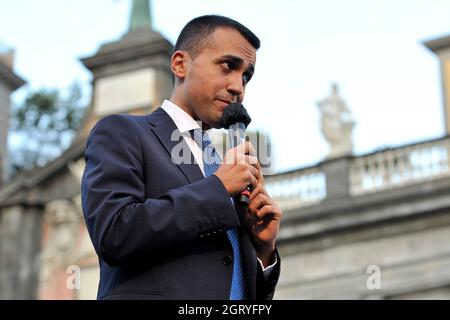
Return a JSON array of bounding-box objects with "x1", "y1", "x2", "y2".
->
[
  {"x1": 0, "y1": 205, "x2": 44, "y2": 299},
  {"x1": 320, "y1": 156, "x2": 352, "y2": 202},
  {"x1": 424, "y1": 35, "x2": 450, "y2": 136}
]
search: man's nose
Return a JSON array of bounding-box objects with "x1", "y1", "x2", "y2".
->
[{"x1": 226, "y1": 74, "x2": 244, "y2": 99}]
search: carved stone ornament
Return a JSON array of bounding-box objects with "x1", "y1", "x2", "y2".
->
[{"x1": 40, "y1": 199, "x2": 80, "y2": 285}]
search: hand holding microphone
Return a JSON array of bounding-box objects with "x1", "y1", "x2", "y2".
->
[
  {"x1": 214, "y1": 103, "x2": 282, "y2": 255},
  {"x1": 215, "y1": 103, "x2": 257, "y2": 207},
  {"x1": 214, "y1": 141, "x2": 259, "y2": 199}
]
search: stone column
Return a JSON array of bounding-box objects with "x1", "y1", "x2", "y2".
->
[
  {"x1": 320, "y1": 156, "x2": 352, "y2": 203},
  {"x1": 0, "y1": 205, "x2": 44, "y2": 299}
]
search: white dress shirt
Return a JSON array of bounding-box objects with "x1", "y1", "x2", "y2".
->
[{"x1": 161, "y1": 100, "x2": 277, "y2": 274}]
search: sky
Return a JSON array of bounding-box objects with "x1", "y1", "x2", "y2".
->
[{"x1": 1, "y1": 0, "x2": 449, "y2": 173}]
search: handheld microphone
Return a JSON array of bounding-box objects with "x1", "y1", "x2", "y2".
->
[{"x1": 219, "y1": 103, "x2": 253, "y2": 207}]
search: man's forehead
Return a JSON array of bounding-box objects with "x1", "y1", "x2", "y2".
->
[{"x1": 208, "y1": 28, "x2": 257, "y2": 64}]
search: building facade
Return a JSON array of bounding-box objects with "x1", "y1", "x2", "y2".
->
[
  {"x1": 1, "y1": 3, "x2": 450, "y2": 299},
  {"x1": 0, "y1": 0, "x2": 173, "y2": 299}
]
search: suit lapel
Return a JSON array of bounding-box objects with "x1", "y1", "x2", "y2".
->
[{"x1": 146, "y1": 108, "x2": 204, "y2": 184}]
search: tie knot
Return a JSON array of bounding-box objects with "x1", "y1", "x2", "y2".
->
[{"x1": 190, "y1": 129, "x2": 221, "y2": 168}]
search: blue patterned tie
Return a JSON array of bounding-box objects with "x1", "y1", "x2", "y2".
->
[{"x1": 192, "y1": 129, "x2": 246, "y2": 300}]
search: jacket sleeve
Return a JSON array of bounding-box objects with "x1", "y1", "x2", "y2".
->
[
  {"x1": 81, "y1": 115, "x2": 240, "y2": 267},
  {"x1": 256, "y1": 248, "x2": 281, "y2": 300}
]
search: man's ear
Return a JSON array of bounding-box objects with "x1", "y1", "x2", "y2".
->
[{"x1": 171, "y1": 50, "x2": 190, "y2": 80}]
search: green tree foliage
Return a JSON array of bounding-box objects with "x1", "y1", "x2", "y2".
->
[{"x1": 8, "y1": 83, "x2": 87, "y2": 176}]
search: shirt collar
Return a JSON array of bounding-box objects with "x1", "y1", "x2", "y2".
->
[{"x1": 161, "y1": 100, "x2": 201, "y2": 134}]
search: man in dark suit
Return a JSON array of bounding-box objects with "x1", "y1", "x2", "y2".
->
[{"x1": 81, "y1": 15, "x2": 282, "y2": 300}]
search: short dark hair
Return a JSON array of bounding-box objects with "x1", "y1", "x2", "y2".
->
[{"x1": 174, "y1": 15, "x2": 260, "y2": 58}]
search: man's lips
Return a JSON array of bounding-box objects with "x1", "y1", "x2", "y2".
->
[
  {"x1": 217, "y1": 99, "x2": 233, "y2": 105},
  {"x1": 215, "y1": 99, "x2": 232, "y2": 110}
]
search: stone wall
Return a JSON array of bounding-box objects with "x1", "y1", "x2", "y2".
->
[
  {"x1": 0, "y1": 206, "x2": 43, "y2": 299},
  {"x1": 275, "y1": 212, "x2": 450, "y2": 299}
]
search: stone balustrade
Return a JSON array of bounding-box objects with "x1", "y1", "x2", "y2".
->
[
  {"x1": 350, "y1": 137, "x2": 450, "y2": 195},
  {"x1": 265, "y1": 136, "x2": 450, "y2": 210},
  {"x1": 265, "y1": 167, "x2": 326, "y2": 210}
]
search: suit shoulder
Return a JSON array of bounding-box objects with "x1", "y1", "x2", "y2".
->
[
  {"x1": 96, "y1": 113, "x2": 146, "y2": 126},
  {"x1": 91, "y1": 114, "x2": 148, "y2": 133}
]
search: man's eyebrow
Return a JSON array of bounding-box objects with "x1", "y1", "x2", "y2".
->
[{"x1": 218, "y1": 55, "x2": 255, "y2": 74}]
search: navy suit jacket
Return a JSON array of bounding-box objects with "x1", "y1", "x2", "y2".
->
[{"x1": 81, "y1": 107, "x2": 280, "y2": 300}]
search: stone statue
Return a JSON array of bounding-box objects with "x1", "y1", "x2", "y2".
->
[
  {"x1": 39, "y1": 200, "x2": 81, "y2": 286},
  {"x1": 39, "y1": 197, "x2": 98, "y2": 298},
  {"x1": 317, "y1": 83, "x2": 355, "y2": 159}
]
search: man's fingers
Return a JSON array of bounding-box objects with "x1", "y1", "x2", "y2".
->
[
  {"x1": 249, "y1": 185, "x2": 261, "y2": 202},
  {"x1": 247, "y1": 170, "x2": 258, "y2": 188},
  {"x1": 245, "y1": 155, "x2": 258, "y2": 166},
  {"x1": 250, "y1": 164, "x2": 260, "y2": 177},
  {"x1": 254, "y1": 204, "x2": 281, "y2": 222},
  {"x1": 249, "y1": 193, "x2": 264, "y2": 213},
  {"x1": 247, "y1": 142, "x2": 256, "y2": 157},
  {"x1": 249, "y1": 184, "x2": 266, "y2": 202},
  {"x1": 237, "y1": 141, "x2": 256, "y2": 157},
  {"x1": 249, "y1": 192, "x2": 275, "y2": 215},
  {"x1": 237, "y1": 154, "x2": 257, "y2": 164},
  {"x1": 224, "y1": 150, "x2": 257, "y2": 166}
]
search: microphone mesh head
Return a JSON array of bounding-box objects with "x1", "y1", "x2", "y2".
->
[{"x1": 218, "y1": 103, "x2": 252, "y2": 129}]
